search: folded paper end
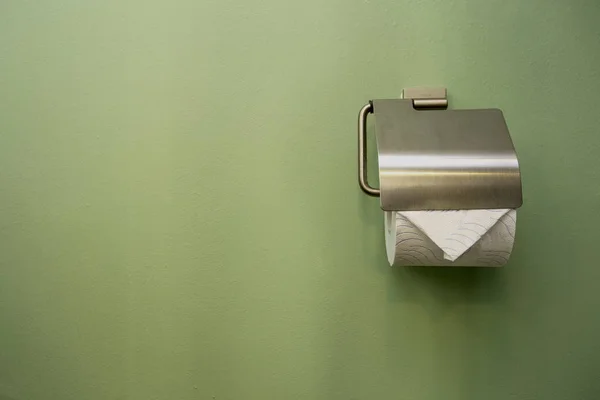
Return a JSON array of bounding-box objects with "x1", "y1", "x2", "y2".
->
[{"x1": 398, "y1": 209, "x2": 512, "y2": 261}]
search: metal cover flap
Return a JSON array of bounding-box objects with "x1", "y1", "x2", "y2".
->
[{"x1": 372, "y1": 99, "x2": 522, "y2": 211}]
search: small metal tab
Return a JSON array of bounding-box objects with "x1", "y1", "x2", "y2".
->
[
  {"x1": 357, "y1": 88, "x2": 523, "y2": 211},
  {"x1": 402, "y1": 87, "x2": 448, "y2": 109}
]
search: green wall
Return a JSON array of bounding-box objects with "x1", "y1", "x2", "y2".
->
[{"x1": 1, "y1": 1, "x2": 600, "y2": 399}]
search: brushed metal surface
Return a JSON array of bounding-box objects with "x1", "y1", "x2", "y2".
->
[{"x1": 371, "y1": 99, "x2": 522, "y2": 211}]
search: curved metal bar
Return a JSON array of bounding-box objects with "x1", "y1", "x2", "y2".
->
[{"x1": 358, "y1": 102, "x2": 380, "y2": 197}]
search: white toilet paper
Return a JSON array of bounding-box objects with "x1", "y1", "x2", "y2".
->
[{"x1": 385, "y1": 209, "x2": 517, "y2": 267}]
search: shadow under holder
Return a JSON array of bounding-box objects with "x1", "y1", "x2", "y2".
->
[{"x1": 358, "y1": 87, "x2": 523, "y2": 212}]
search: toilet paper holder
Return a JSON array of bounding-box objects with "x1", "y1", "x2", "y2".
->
[{"x1": 358, "y1": 87, "x2": 523, "y2": 211}]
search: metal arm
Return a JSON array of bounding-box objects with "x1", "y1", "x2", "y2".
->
[{"x1": 358, "y1": 102, "x2": 380, "y2": 197}]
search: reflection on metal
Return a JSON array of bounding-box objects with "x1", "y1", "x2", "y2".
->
[{"x1": 357, "y1": 88, "x2": 522, "y2": 211}]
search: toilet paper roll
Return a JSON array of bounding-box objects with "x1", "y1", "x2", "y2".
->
[{"x1": 385, "y1": 209, "x2": 517, "y2": 267}]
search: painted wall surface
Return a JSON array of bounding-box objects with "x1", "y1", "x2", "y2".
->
[{"x1": 1, "y1": 1, "x2": 600, "y2": 399}]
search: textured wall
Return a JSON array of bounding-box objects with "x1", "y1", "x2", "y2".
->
[{"x1": 1, "y1": 1, "x2": 600, "y2": 399}]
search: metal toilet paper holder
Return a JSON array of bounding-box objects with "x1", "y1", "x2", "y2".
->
[{"x1": 358, "y1": 87, "x2": 523, "y2": 211}]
